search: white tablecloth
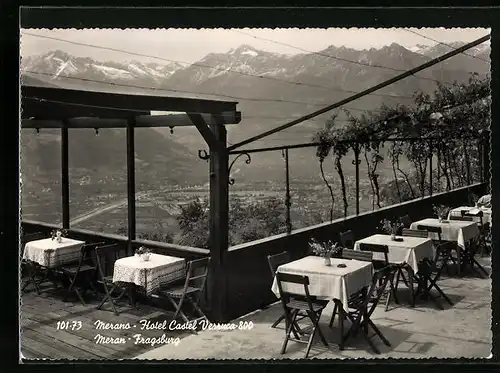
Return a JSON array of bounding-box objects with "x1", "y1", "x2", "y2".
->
[
  {"x1": 113, "y1": 254, "x2": 186, "y2": 294},
  {"x1": 448, "y1": 206, "x2": 492, "y2": 225},
  {"x1": 354, "y1": 234, "x2": 434, "y2": 273},
  {"x1": 23, "y1": 238, "x2": 85, "y2": 268},
  {"x1": 271, "y1": 256, "x2": 373, "y2": 312},
  {"x1": 410, "y1": 218, "x2": 479, "y2": 249}
]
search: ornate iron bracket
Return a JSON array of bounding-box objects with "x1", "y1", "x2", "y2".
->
[
  {"x1": 198, "y1": 149, "x2": 210, "y2": 162},
  {"x1": 228, "y1": 152, "x2": 251, "y2": 185}
]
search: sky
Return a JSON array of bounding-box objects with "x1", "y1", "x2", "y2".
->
[{"x1": 20, "y1": 28, "x2": 490, "y2": 64}]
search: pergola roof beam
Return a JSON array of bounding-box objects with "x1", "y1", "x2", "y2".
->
[
  {"x1": 21, "y1": 85, "x2": 238, "y2": 114},
  {"x1": 21, "y1": 111, "x2": 242, "y2": 129},
  {"x1": 21, "y1": 97, "x2": 149, "y2": 119}
]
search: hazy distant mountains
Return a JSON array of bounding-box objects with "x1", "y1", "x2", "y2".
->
[{"x1": 21, "y1": 42, "x2": 490, "y2": 183}]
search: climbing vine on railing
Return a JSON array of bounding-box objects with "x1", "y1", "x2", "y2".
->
[{"x1": 314, "y1": 75, "x2": 490, "y2": 216}]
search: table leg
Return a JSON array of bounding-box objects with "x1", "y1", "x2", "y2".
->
[
  {"x1": 129, "y1": 284, "x2": 138, "y2": 308},
  {"x1": 456, "y1": 246, "x2": 462, "y2": 277}
]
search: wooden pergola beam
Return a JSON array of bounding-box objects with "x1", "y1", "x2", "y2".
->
[
  {"x1": 22, "y1": 98, "x2": 149, "y2": 119},
  {"x1": 188, "y1": 113, "x2": 227, "y2": 153},
  {"x1": 21, "y1": 112, "x2": 242, "y2": 129},
  {"x1": 22, "y1": 85, "x2": 238, "y2": 114}
]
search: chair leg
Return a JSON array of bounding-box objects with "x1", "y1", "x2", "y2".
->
[
  {"x1": 187, "y1": 296, "x2": 208, "y2": 321},
  {"x1": 312, "y1": 310, "x2": 328, "y2": 346},
  {"x1": 338, "y1": 303, "x2": 345, "y2": 351},
  {"x1": 63, "y1": 274, "x2": 78, "y2": 302},
  {"x1": 272, "y1": 314, "x2": 285, "y2": 328},
  {"x1": 166, "y1": 296, "x2": 190, "y2": 323},
  {"x1": 304, "y1": 310, "x2": 327, "y2": 359},
  {"x1": 360, "y1": 326, "x2": 380, "y2": 354},
  {"x1": 328, "y1": 302, "x2": 338, "y2": 328},
  {"x1": 385, "y1": 272, "x2": 398, "y2": 311},
  {"x1": 367, "y1": 319, "x2": 391, "y2": 347},
  {"x1": 472, "y1": 258, "x2": 488, "y2": 278},
  {"x1": 423, "y1": 285, "x2": 444, "y2": 310},
  {"x1": 22, "y1": 264, "x2": 42, "y2": 295},
  {"x1": 97, "y1": 283, "x2": 121, "y2": 316},
  {"x1": 280, "y1": 309, "x2": 297, "y2": 355}
]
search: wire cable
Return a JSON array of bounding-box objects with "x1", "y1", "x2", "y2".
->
[{"x1": 23, "y1": 70, "x2": 383, "y2": 114}]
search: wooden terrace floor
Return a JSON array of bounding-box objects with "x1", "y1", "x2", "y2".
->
[{"x1": 20, "y1": 283, "x2": 190, "y2": 360}]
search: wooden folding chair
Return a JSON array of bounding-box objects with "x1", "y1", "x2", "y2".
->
[
  {"x1": 401, "y1": 229, "x2": 428, "y2": 238},
  {"x1": 417, "y1": 225, "x2": 445, "y2": 244},
  {"x1": 417, "y1": 224, "x2": 459, "y2": 275},
  {"x1": 268, "y1": 252, "x2": 308, "y2": 333},
  {"x1": 268, "y1": 252, "x2": 292, "y2": 327},
  {"x1": 449, "y1": 215, "x2": 473, "y2": 222},
  {"x1": 330, "y1": 249, "x2": 373, "y2": 336},
  {"x1": 414, "y1": 241, "x2": 454, "y2": 309},
  {"x1": 21, "y1": 232, "x2": 46, "y2": 294},
  {"x1": 359, "y1": 243, "x2": 399, "y2": 311},
  {"x1": 462, "y1": 210, "x2": 490, "y2": 257},
  {"x1": 462, "y1": 237, "x2": 489, "y2": 278},
  {"x1": 338, "y1": 265, "x2": 393, "y2": 354},
  {"x1": 342, "y1": 248, "x2": 373, "y2": 262},
  {"x1": 340, "y1": 230, "x2": 355, "y2": 250},
  {"x1": 275, "y1": 272, "x2": 329, "y2": 359},
  {"x1": 95, "y1": 244, "x2": 130, "y2": 315},
  {"x1": 392, "y1": 229, "x2": 432, "y2": 305},
  {"x1": 157, "y1": 257, "x2": 211, "y2": 324},
  {"x1": 59, "y1": 242, "x2": 103, "y2": 305}
]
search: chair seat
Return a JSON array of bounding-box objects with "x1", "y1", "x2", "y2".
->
[
  {"x1": 60, "y1": 264, "x2": 96, "y2": 274},
  {"x1": 286, "y1": 299, "x2": 327, "y2": 312},
  {"x1": 159, "y1": 285, "x2": 201, "y2": 298}
]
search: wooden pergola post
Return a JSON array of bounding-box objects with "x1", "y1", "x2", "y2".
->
[
  {"x1": 61, "y1": 121, "x2": 70, "y2": 229},
  {"x1": 189, "y1": 113, "x2": 230, "y2": 322},
  {"x1": 208, "y1": 123, "x2": 229, "y2": 322}
]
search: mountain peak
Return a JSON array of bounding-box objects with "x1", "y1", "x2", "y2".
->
[
  {"x1": 229, "y1": 44, "x2": 261, "y2": 56},
  {"x1": 45, "y1": 49, "x2": 73, "y2": 61}
]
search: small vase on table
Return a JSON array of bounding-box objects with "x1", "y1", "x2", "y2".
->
[
  {"x1": 391, "y1": 233, "x2": 396, "y2": 241},
  {"x1": 324, "y1": 256, "x2": 331, "y2": 266},
  {"x1": 56, "y1": 231, "x2": 62, "y2": 243}
]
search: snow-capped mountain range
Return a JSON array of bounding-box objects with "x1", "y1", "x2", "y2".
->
[
  {"x1": 22, "y1": 50, "x2": 185, "y2": 88},
  {"x1": 21, "y1": 42, "x2": 490, "y2": 94},
  {"x1": 21, "y1": 42, "x2": 490, "y2": 182}
]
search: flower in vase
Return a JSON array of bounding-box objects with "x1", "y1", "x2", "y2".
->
[
  {"x1": 379, "y1": 219, "x2": 403, "y2": 236},
  {"x1": 433, "y1": 204, "x2": 450, "y2": 221},
  {"x1": 309, "y1": 238, "x2": 342, "y2": 258}
]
